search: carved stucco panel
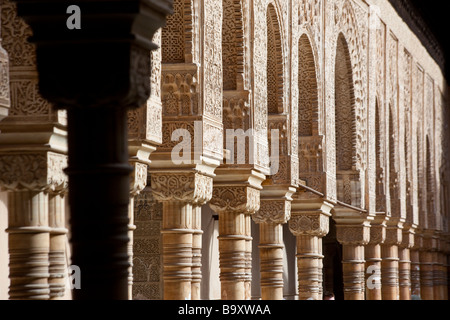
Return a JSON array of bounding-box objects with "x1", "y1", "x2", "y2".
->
[
  {"x1": 253, "y1": 0, "x2": 270, "y2": 173},
  {"x1": 0, "y1": 152, "x2": 67, "y2": 192}
]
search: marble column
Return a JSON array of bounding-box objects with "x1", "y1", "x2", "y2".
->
[
  {"x1": 381, "y1": 226, "x2": 402, "y2": 300},
  {"x1": 0, "y1": 0, "x2": 68, "y2": 301},
  {"x1": 0, "y1": 152, "x2": 67, "y2": 300},
  {"x1": 48, "y1": 192, "x2": 68, "y2": 300},
  {"x1": 399, "y1": 229, "x2": 415, "y2": 300},
  {"x1": 411, "y1": 233, "x2": 422, "y2": 299},
  {"x1": 7, "y1": 190, "x2": 51, "y2": 300},
  {"x1": 210, "y1": 184, "x2": 262, "y2": 300},
  {"x1": 289, "y1": 200, "x2": 332, "y2": 300},
  {"x1": 434, "y1": 237, "x2": 447, "y2": 300},
  {"x1": 365, "y1": 221, "x2": 386, "y2": 300},
  {"x1": 151, "y1": 172, "x2": 213, "y2": 300},
  {"x1": 191, "y1": 205, "x2": 203, "y2": 300},
  {"x1": 419, "y1": 232, "x2": 436, "y2": 300},
  {"x1": 336, "y1": 223, "x2": 370, "y2": 300},
  {"x1": 12, "y1": 0, "x2": 172, "y2": 299},
  {"x1": 253, "y1": 200, "x2": 291, "y2": 300},
  {"x1": 128, "y1": 162, "x2": 150, "y2": 299}
]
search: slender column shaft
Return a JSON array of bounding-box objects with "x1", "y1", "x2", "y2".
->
[
  {"x1": 244, "y1": 214, "x2": 253, "y2": 300},
  {"x1": 191, "y1": 205, "x2": 203, "y2": 300},
  {"x1": 441, "y1": 253, "x2": 448, "y2": 300},
  {"x1": 399, "y1": 247, "x2": 411, "y2": 300},
  {"x1": 433, "y1": 252, "x2": 446, "y2": 300},
  {"x1": 420, "y1": 251, "x2": 435, "y2": 300},
  {"x1": 48, "y1": 194, "x2": 68, "y2": 300},
  {"x1": 67, "y1": 107, "x2": 131, "y2": 300},
  {"x1": 410, "y1": 249, "x2": 421, "y2": 298},
  {"x1": 162, "y1": 201, "x2": 193, "y2": 300},
  {"x1": 318, "y1": 239, "x2": 324, "y2": 298},
  {"x1": 127, "y1": 198, "x2": 136, "y2": 300},
  {"x1": 438, "y1": 251, "x2": 448, "y2": 300},
  {"x1": 218, "y1": 211, "x2": 248, "y2": 300},
  {"x1": 381, "y1": 244, "x2": 400, "y2": 300},
  {"x1": 259, "y1": 223, "x2": 284, "y2": 300},
  {"x1": 297, "y1": 235, "x2": 322, "y2": 300},
  {"x1": 365, "y1": 244, "x2": 382, "y2": 300},
  {"x1": 445, "y1": 255, "x2": 450, "y2": 299},
  {"x1": 7, "y1": 190, "x2": 50, "y2": 300},
  {"x1": 342, "y1": 244, "x2": 365, "y2": 300}
]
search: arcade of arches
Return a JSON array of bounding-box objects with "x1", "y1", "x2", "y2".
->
[{"x1": 0, "y1": 0, "x2": 449, "y2": 300}]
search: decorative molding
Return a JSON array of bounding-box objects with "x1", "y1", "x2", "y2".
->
[
  {"x1": 130, "y1": 162, "x2": 148, "y2": 197},
  {"x1": 369, "y1": 223, "x2": 387, "y2": 245},
  {"x1": 289, "y1": 212, "x2": 329, "y2": 237},
  {"x1": 336, "y1": 225, "x2": 370, "y2": 246},
  {"x1": 209, "y1": 186, "x2": 260, "y2": 215},
  {"x1": 0, "y1": 152, "x2": 67, "y2": 192},
  {"x1": 151, "y1": 172, "x2": 213, "y2": 205},
  {"x1": 384, "y1": 227, "x2": 403, "y2": 246},
  {"x1": 253, "y1": 200, "x2": 291, "y2": 225}
]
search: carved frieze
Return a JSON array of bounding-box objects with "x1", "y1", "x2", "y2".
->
[
  {"x1": 336, "y1": 224, "x2": 370, "y2": 246},
  {"x1": 253, "y1": 200, "x2": 291, "y2": 225},
  {"x1": 289, "y1": 212, "x2": 329, "y2": 237},
  {"x1": 209, "y1": 186, "x2": 260, "y2": 215},
  {"x1": 151, "y1": 172, "x2": 213, "y2": 205},
  {"x1": 0, "y1": 152, "x2": 67, "y2": 192},
  {"x1": 384, "y1": 227, "x2": 403, "y2": 246},
  {"x1": 130, "y1": 162, "x2": 148, "y2": 197},
  {"x1": 369, "y1": 223, "x2": 387, "y2": 245}
]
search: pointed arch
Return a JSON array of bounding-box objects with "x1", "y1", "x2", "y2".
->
[
  {"x1": 375, "y1": 98, "x2": 385, "y2": 213},
  {"x1": 298, "y1": 33, "x2": 324, "y2": 192},
  {"x1": 222, "y1": 0, "x2": 245, "y2": 91},
  {"x1": 426, "y1": 137, "x2": 435, "y2": 229},
  {"x1": 335, "y1": 34, "x2": 356, "y2": 171},
  {"x1": 162, "y1": 0, "x2": 195, "y2": 64},
  {"x1": 266, "y1": 3, "x2": 283, "y2": 115},
  {"x1": 389, "y1": 105, "x2": 400, "y2": 217},
  {"x1": 336, "y1": 0, "x2": 367, "y2": 177},
  {"x1": 335, "y1": 33, "x2": 358, "y2": 206},
  {"x1": 417, "y1": 127, "x2": 426, "y2": 228},
  {"x1": 298, "y1": 34, "x2": 319, "y2": 137}
]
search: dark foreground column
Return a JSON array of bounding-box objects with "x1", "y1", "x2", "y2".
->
[
  {"x1": 13, "y1": 0, "x2": 172, "y2": 299},
  {"x1": 66, "y1": 106, "x2": 131, "y2": 299}
]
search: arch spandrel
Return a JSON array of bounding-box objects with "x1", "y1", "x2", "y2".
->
[
  {"x1": 263, "y1": 1, "x2": 295, "y2": 186},
  {"x1": 426, "y1": 136, "x2": 437, "y2": 231},
  {"x1": 329, "y1": 0, "x2": 368, "y2": 212},
  {"x1": 375, "y1": 98, "x2": 386, "y2": 215},
  {"x1": 297, "y1": 33, "x2": 325, "y2": 194},
  {"x1": 334, "y1": 33, "x2": 360, "y2": 208}
]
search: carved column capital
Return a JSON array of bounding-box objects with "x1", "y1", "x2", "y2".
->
[
  {"x1": 253, "y1": 200, "x2": 291, "y2": 225},
  {"x1": 0, "y1": 152, "x2": 67, "y2": 193},
  {"x1": 385, "y1": 227, "x2": 403, "y2": 246},
  {"x1": 336, "y1": 224, "x2": 371, "y2": 246},
  {"x1": 289, "y1": 212, "x2": 330, "y2": 238},
  {"x1": 288, "y1": 199, "x2": 333, "y2": 237},
  {"x1": 129, "y1": 162, "x2": 148, "y2": 197},
  {"x1": 443, "y1": 234, "x2": 450, "y2": 255},
  {"x1": 413, "y1": 232, "x2": 424, "y2": 250},
  {"x1": 421, "y1": 230, "x2": 439, "y2": 252},
  {"x1": 151, "y1": 171, "x2": 213, "y2": 205},
  {"x1": 369, "y1": 223, "x2": 387, "y2": 245},
  {"x1": 209, "y1": 185, "x2": 260, "y2": 215},
  {"x1": 401, "y1": 228, "x2": 416, "y2": 249}
]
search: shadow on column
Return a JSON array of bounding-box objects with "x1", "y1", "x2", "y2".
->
[{"x1": 323, "y1": 219, "x2": 344, "y2": 300}]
